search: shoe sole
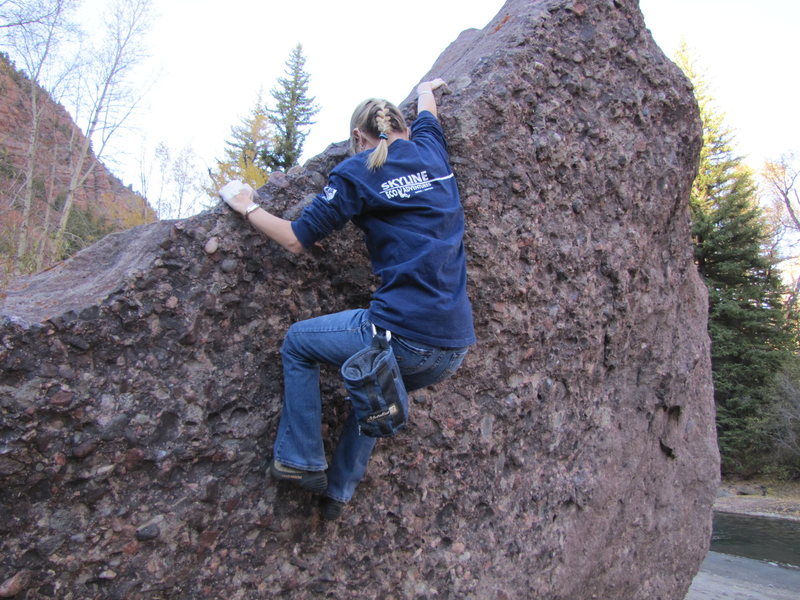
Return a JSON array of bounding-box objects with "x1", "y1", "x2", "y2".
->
[{"x1": 270, "y1": 462, "x2": 327, "y2": 494}]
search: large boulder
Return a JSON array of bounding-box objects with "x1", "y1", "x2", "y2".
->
[{"x1": 0, "y1": 0, "x2": 718, "y2": 598}]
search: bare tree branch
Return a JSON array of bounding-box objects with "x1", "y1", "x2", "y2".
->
[
  {"x1": 0, "y1": 0, "x2": 64, "y2": 31},
  {"x1": 4, "y1": 0, "x2": 78, "y2": 271},
  {"x1": 761, "y1": 155, "x2": 800, "y2": 325},
  {"x1": 51, "y1": 0, "x2": 152, "y2": 260},
  {"x1": 764, "y1": 156, "x2": 800, "y2": 232}
]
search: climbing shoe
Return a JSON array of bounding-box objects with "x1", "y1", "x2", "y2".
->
[
  {"x1": 320, "y1": 497, "x2": 345, "y2": 521},
  {"x1": 269, "y1": 460, "x2": 327, "y2": 494}
]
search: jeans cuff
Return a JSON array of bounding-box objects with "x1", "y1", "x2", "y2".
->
[
  {"x1": 325, "y1": 491, "x2": 350, "y2": 503},
  {"x1": 273, "y1": 456, "x2": 328, "y2": 472}
]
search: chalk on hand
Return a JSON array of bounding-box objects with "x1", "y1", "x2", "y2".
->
[{"x1": 218, "y1": 180, "x2": 247, "y2": 205}]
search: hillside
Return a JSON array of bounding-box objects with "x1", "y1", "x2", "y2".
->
[{"x1": 0, "y1": 52, "x2": 155, "y2": 278}]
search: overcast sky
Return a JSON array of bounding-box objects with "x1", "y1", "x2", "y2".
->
[
  {"x1": 86, "y1": 0, "x2": 799, "y2": 207},
  {"x1": 640, "y1": 0, "x2": 799, "y2": 166},
  {"x1": 99, "y1": 0, "x2": 505, "y2": 201}
]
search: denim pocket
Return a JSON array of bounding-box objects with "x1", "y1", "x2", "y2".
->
[
  {"x1": 391, "y1": 335, "x2": 435, "y2": 373},
  {"x1": 440, "y1": 348, "x2": 468, "y2": 380}
]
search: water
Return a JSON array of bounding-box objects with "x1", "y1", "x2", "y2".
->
[{"x1": 711, "y1": 511, "x2": 800, "y2": 568}]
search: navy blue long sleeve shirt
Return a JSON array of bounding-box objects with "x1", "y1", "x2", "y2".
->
[{"x1": 292, "y1": 111, "x2": 475, "y2": 348}]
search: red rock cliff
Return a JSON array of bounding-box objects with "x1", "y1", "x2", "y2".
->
[{"x1": 0, "y1": 52, "x2": 153, "y2": 270}]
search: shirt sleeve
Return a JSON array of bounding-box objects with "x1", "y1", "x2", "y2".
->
[
  {"x1": 291, "y1": 172, "x2": 364, "y2": 249},
  {"x1": 411, "y1": 110, "x2": 449, "y2": 157}
]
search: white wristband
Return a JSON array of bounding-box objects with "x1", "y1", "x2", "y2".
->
[
  {"x1": 418, "y1": 90, "x2": 433, "y2": 96},
  {"x1": 244, "y1": 203, "x2": 260, "y2": 217}
]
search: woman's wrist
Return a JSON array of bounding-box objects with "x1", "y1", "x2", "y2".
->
[
  {"x1": 243, "y1": 202, "x2": 260, "y2": 218},
  {"x1": 417, "y1": 78, "x2": 444, "y2": 96}
]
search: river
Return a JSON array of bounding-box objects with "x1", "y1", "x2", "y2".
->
[
  {"x1": 684, "y1": 512, "x2": 800, "y2": 600},
  {"x1": 711, "y1": 511, "x2": 800, "y2": 568}
]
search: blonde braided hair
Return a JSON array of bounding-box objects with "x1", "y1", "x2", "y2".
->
[{"x1": 349, "y1": 98, "x2": 408, "y2": 171}]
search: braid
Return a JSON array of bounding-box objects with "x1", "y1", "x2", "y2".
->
[
  {"x1": 375, "y1": 104, "x2": 393, "y2": 138},
  {"x1": 349, "y1": 98, "x2": 408, "y2": 171},
  {"x1": 367, "y1": 102, "x2": 392, "y2": 171}
]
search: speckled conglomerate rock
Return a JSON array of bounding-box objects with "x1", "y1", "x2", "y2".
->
[{"x1": 0, "y1": 1, "x2": 718, "y2": 598}]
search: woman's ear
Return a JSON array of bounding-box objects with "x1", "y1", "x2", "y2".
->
[
  {"x1": 353, "y1": 128, "x2": 379, "y2": 151},
  {"x1": 352, "y1": 128, "x2": 364, "y2": 151}
]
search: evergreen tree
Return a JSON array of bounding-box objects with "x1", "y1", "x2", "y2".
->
[
  {"x1": 264, "y1": 43, "x2": 319, "y2": 171},
  {"x1": 677, "y1": 46, "x2": 791, "y2": 472},
  {"x1": 208, "y1": 94, "x2": 272, "y2": 191}
]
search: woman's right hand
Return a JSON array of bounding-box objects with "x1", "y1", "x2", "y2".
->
[{"x1": 219, "y1": 180, "x2": 255, "y2": 215}]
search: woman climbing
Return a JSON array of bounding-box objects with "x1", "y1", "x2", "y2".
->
[{"x1": 219, "y1": 78, "x2": 475, "y2": 520}]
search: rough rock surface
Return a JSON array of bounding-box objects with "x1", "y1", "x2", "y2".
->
[{"x1": 0, "y1": 1, "x2": 718, "y2": 598}]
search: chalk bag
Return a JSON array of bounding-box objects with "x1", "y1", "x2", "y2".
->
[{"x1": 341, "y1": 325, "x2": 408, "y2": 437}]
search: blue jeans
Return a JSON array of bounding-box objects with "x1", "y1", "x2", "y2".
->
[{"x1": 273, "y1": 308, "x2": 468, "y2": 503}]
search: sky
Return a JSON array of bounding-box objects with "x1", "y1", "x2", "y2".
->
[
  {"x1": 639, "y1": 0, "x2": 799, "y2": 167},
  {"x1": 97, "y1": 0, "x2": 506, "y2": 206},
  {"x1": 85, "y1": 0, "x2": 799, "y2": 210}
]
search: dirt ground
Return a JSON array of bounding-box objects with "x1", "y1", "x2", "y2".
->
[{"x1": 713, "y1": 478, "x2": 800, "y2": 521}]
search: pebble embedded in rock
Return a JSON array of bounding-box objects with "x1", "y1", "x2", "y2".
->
[
  {"x1": 0, "y1": 571, "x2": 30, "y2": 598},
  {"x1": 204, "y1": 237, "x2": 219, "y2": 254},
  {"x1": 71, "y1": 439, "x2": 99, "y2": 459},
  {"x1": 135, "y1": 524, "x2": 160, "y2": 541},
  {"x1": 220, "y1": 259, "x2": 238, "y2": 273}
]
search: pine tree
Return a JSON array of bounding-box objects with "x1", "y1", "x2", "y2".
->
[
  {"x1": 677, "y1": 46, "x2": 791, "y2": 472},
  {"x1": 264, "y1": 43, "x2": 319, "y2": 171},
  {"x1": 208, "y1": 94, "x2": 272, "y2": 192}
]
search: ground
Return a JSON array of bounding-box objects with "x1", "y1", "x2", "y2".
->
[{"x1": 714, "y1": 477, "x2": 800, "y2": 521}]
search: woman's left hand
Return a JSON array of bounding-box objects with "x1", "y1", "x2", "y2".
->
[{"x1": 418, "y1": 78, "x2": 446, "y2": 94}]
